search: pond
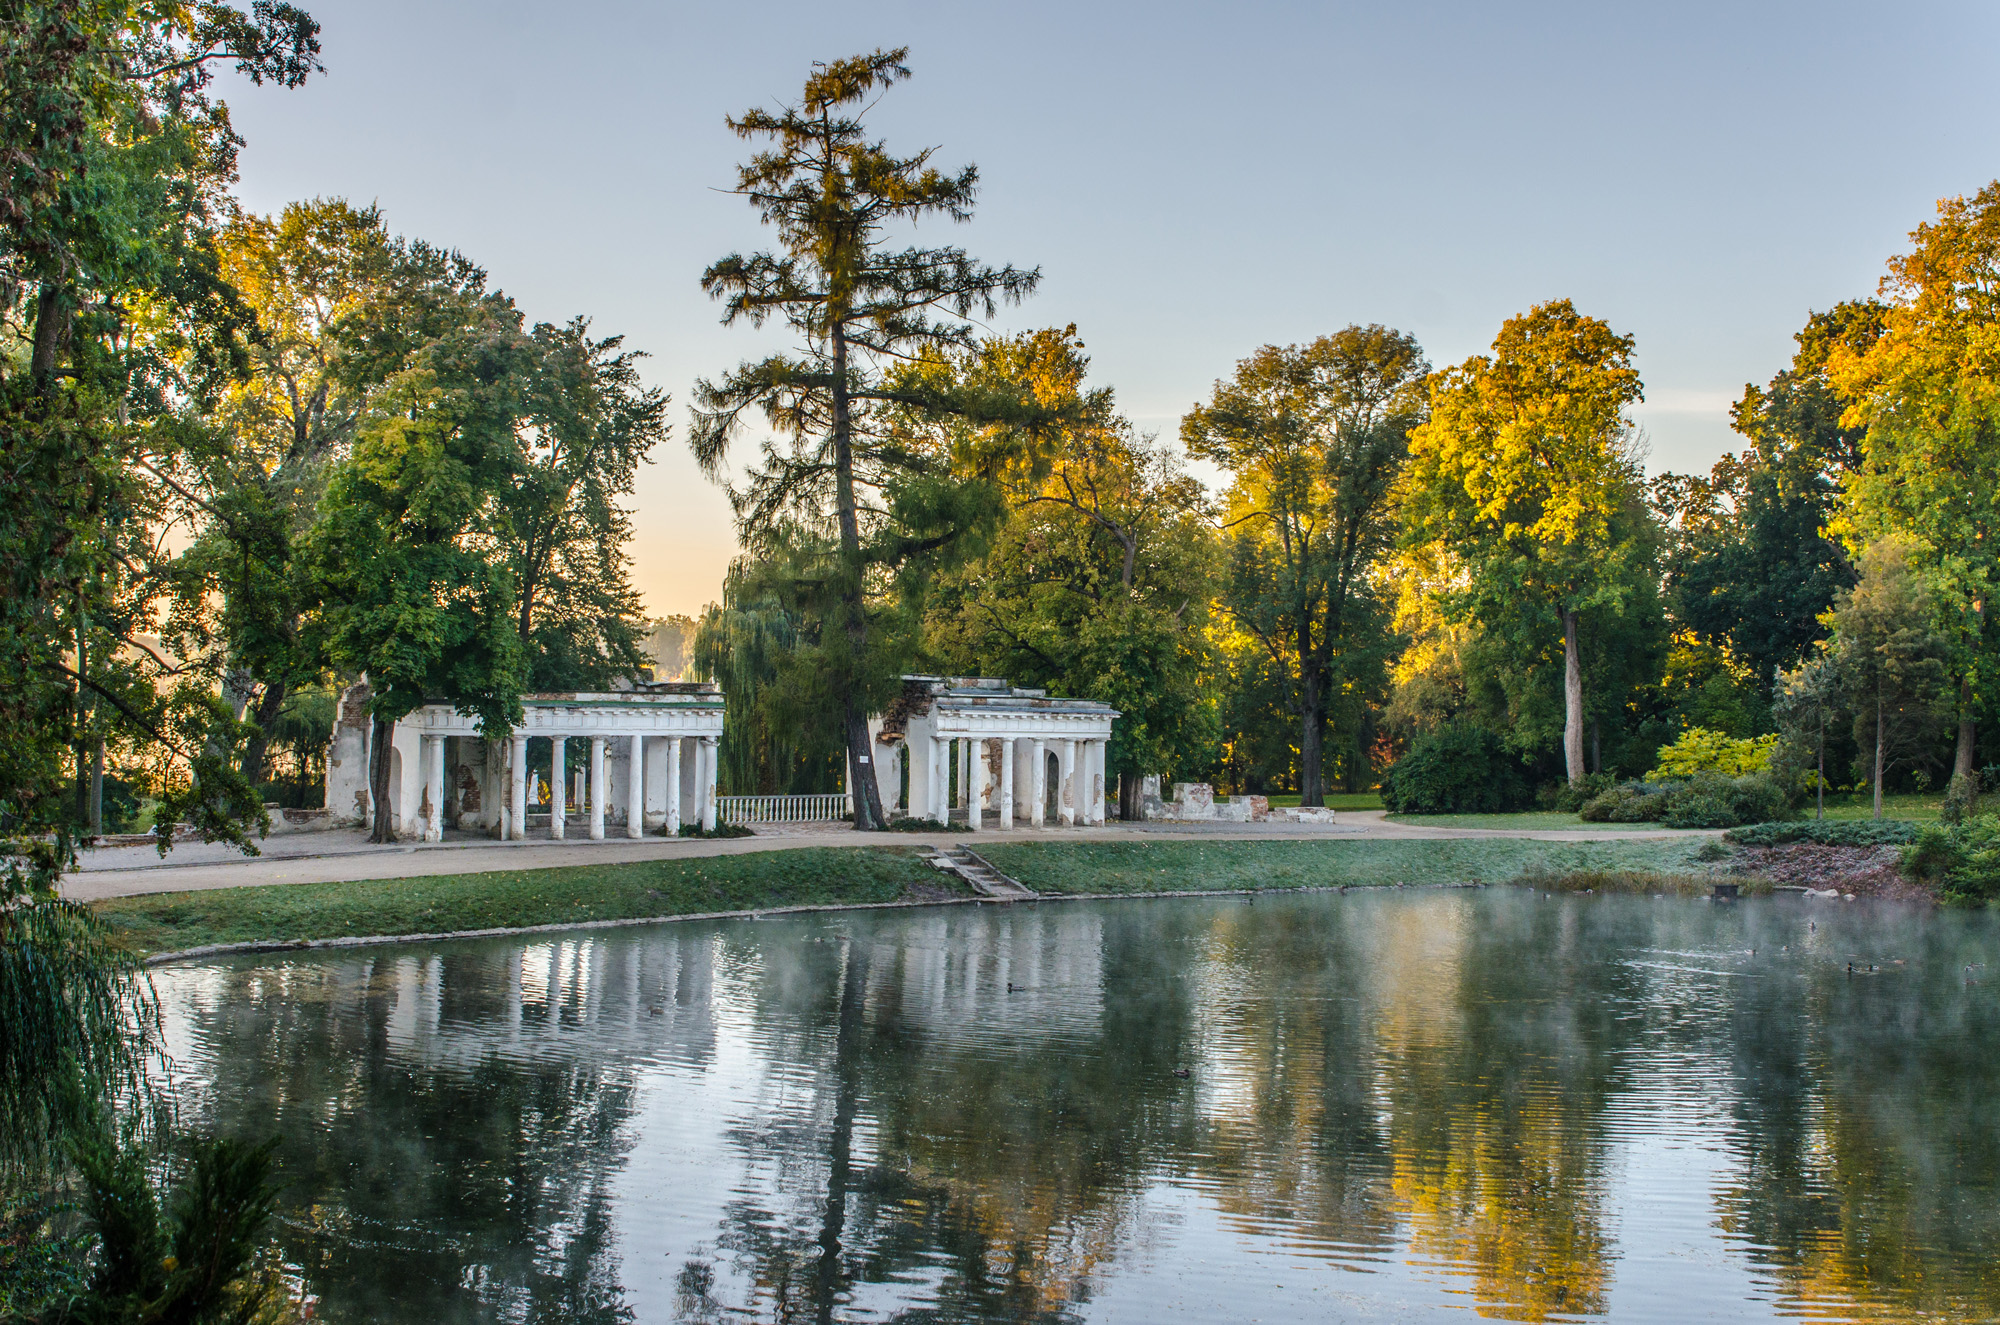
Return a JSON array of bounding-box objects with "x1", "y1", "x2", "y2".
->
[{"x1": 154, "y1": 888, "x2": 2000, "y2": 1323}]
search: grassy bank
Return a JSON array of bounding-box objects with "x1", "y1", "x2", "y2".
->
[
  {"x1": 976, "y1": 836, "x2": 1718, "y2": 894},
  {"x1": 98, "y1": 836, "x2": 1730, "y2": 959},
  {"x1": 97, "y1": 847, "x2": 953, "y2": 957}
]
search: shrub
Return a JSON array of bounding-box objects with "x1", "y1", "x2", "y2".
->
[
  {"x1": 1664, "y1": 790, "x2": 1737, "y2": 829},
  {"x1": 1381, "y1": 725, "x2": 1533, "y2": 815},
  {"x1": 1725, "y1": 819, "x2": 1922, "y2": 847},
  {"x1": 1579, "y1": 782, "x2": 1669, "y2": 823},
  {"x1": 1899, "y1": 814, "x2": 2000, "y2": 900},
  {"x1": 1542, "y1": 773, "x2": 1615, "y2": 813},
  {"x1": 1648, "y1": 727, "x2": 1779, "y2": 781},
  {"x1": 1653, "y1": 773, "x2": 1789, "y2": 829}
]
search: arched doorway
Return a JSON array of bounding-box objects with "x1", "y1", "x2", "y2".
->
[{"x1": 1045, "y1": 750, "x2": 1061, "y2": 823}]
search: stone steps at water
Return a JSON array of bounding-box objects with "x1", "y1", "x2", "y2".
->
[{"x1": 928, "y1": 846, "x2": 1036, "y2": 900}]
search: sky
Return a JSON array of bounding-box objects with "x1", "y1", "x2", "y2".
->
[{"x1": 215, "y1": 0, "x2": 2000, "y2": 619}]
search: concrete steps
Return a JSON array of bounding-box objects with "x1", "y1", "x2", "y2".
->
[{"x1": 929, "y1": 845, "x2": 1036, "y2": 900}]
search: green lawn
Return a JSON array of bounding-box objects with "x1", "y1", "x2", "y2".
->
[
  {"x1": 1260, "y1": 792, "x2": 1383, "y2": 810},
  {"x1": 1383, "y1": 811, "x2": 1666, "y2": 831},
  {"x1": 98, "y1": 847, "x2": 953, "y2": 958},
  {"x1": 1810, "y1": 791, "x2": 1943, "y2": 822},
  {"x1": 978, "y1": 836, "x2": 1717, "y2": 894},
  {"x1": 97, "y1": 835, "x2": 1732, "y2": 959}
]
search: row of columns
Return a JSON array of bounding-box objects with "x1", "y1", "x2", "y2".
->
[
  {"x1": 928, "y1": 734, "x2": 1108, "y2": 829},
  {"x1": 416, "y1": 732, "x2": 717, "y2": 843}
]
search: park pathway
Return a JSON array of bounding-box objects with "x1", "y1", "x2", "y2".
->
[{"x1": 59, "y1": 810, "x2": 1708, "y2": 902}]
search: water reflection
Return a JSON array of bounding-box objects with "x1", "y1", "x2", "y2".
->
[{"x1": 154, "y1": 890, "x2": 2000, "y2": 1323}]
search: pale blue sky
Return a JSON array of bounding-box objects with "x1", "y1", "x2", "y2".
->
[{"x1": 217, "y1": 0, "x2": 2000, "y2": 616}]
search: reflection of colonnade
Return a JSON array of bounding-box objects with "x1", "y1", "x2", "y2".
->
[
  {"x1": 862, "y1": 676, "x2": 1119, "y2": 827},
  {"x1": 326, "y1": 681, "x2": 724, "y2": 841}
]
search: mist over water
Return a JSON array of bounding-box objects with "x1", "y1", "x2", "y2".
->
[{"x1": 154, "y1": 889, "x2": 2000, "y2": 1323}]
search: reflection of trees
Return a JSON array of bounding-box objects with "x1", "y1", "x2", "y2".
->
[
  {"x1": 164, "y1": 935, "x2": 716, "y2": 1324},
  {"x1": 1369, "y1": 897, "x2": 1632, "y2": 1322},
  {"x1": 709, "y1": 906, "x2": 1213, "y2": 1322},
  {"x1": 156, "y1": 894, "x2": 2000, "y2": 1324},
  {"x1": 1714, "y1": 910, "x2": 2000, "y2": 1321}
]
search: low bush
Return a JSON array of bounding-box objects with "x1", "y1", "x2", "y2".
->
[
  {"x1": 1542, "y1": 773, "x2": 1615, "y2": 813},
  {"x1": 1899, "y1": 814, "x2": 2000, "y2": 901},
  {"x1": 1580, "y1": 783, "x2": 1670, "y2": 823},
  {"x1": 1580, "y1": 773, "x2": 1787, "y2": 828},
  {"x1": 1725, "y1": 819, "x2": 1922, "y2": 848},
  {"x1": 1380, "y1": 725, "x2": 1533, "y2": 815}
]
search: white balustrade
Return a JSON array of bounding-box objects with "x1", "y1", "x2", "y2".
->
[{"x1": 716, "y1": 794, "x2": 852, "y2": 826}]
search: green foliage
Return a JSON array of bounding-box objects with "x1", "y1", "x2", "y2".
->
[
  {"x1": 1579, "y1": 783, "x2": 1670, "y2": 823},
  {"x1": 1578, "y1": 773, "x2": 1789, "y2": 828},
  {"x1": 1829, "y1": 538, "x2": 1951, "y2": 813},
  {"x1": 925, "y1": 331, "x2": 1219, "y2": 806},
  {"x1": 1647, "y1": 727, "x2": 1778, "y2": 780},
  {"x1": 1900, "y1": 815, "x2": 2000, "y2": 900},
  {"x1": 12, "y1": 1133, "x2": 298, "y2": 1324},
  {"x1": 1658, "y1": 304, "x2": 1874, "y2": 693},
  {"x1": 690, "y1": 47, "x2": 1048, "y2": 829},
  {"x1": 1380, "y1": 724, "x2": 1533, "y2": 814},
  {"x1": 1724, "y1": 818, "x2": 1922, "y2": 847},
  {"x1": 1185, "y1": 326, "x2": 1427, "y2": 804},
  {"x1": 0, "y1": 845, "x2": 163, "y2": 1182}
]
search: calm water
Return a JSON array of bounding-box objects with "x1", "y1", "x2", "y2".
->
[{"x1": 153, "y1": 889, "x2": 2000, "y2": 1324}]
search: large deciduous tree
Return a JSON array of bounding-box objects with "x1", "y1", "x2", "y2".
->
[
  {"x1": 921, "y1": 329, "x2": 1220, "y2": 815},
  {"x1": 1663, "y1": 303, "x2": 1880, "y2": 699},
  {"x1": 1183, "y1": 326, "x2": 1427, "y2": 805},
  {"x1": 1, "y1": 0, "x2": 318, "y2": 847},
  {"x1": 504, "y1": 317, "x2": 666, "y2": 691},
  {"x1": 303, "y1": 301, "x2": 529, "y2": 842},
  {"x1": 1829, "y1": 182, "x2": 2000, "y2": 804},
  {"x1": 1401, "y1": 300, "x2": 1647, "y2": 786},
  {"x1": 690, "y1": 48, "x2": 1042, "y2": 829}
]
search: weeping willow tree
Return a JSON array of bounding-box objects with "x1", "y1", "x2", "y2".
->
[
  {"x1": 0, "y1": 845, "x2": 165, "y2": 1185},
  {"x1": 693, "y1": 547, "x2": 861, "y2": 797}
]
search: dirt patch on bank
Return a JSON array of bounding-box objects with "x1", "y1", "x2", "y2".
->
[{"x1": 1731, "y1": 844, "x2": 1933, "y2": 902}]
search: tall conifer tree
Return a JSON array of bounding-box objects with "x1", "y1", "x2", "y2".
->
[{"x1": 692, "y1": 49, "x2": 1040, "y2": 828}]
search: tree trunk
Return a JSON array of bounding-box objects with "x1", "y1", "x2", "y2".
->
[
  {"x1": 1563, "y1": 609, "x2": 1585, "y2": 785},
  {"x1": 30, "y1": 284, "x2": 66, "y2": 394},
  {"x1": 1816, "y1": 717, "x2": 1825, "y2": 821},
  {"x1": 1119, "y1": 772, "x2": 1141, "y2": 821},
  {"x1": 1298, "y1": 664, "x2": 1327, "y2": 808},
  {"x1": 1953, "y1": 672, "x2": 1979, "y2": 813},
  {"x1": 828, "y1": 326, "x2": 887, "y2": 830},
  {"x1": 90, "y1": 739, "x2": 104, "y2": 836},
  {"x1": 241, "y1": 677, "x2": 289, "y2": 790},
  {"x1": 368, "y1": 712, "x2": 397, "y2": 844},
  {"x1": 1591, "y1": 717, "x2": 1602, "y2": 777},
  {"x1": 1872, "y1": 696, "x2": 1885, "y2": 821}
]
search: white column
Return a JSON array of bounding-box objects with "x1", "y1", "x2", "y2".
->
[
  {"x1": 1000, "y1": 736, "x2": 1016, "y2": 829},
  {"x1": 508, "y1": 734, "x2": 528, "y2": 841},
  {"x1": 1089, "y1": 740, "x2": 1106, "y2": 825},
  {"x1": 930, "y1": 735, "x2": 947, "y2": 824},
  {"x1": 423, "y1": 735, "x2": 446, "y2": 842},
  {"x1": 666, "y1": 736, "x2": 683, "y2": 835},
  {"x1": 626, "y1": 734, "x2": 645, "y2": 839},
  {"x1": 549, "y1": 736, "x2": 566, "y2": 840},
  {"x1": 967, "y1": 738, "x2": 985, "y2": 831},
  {"x1": 1059, "y1": 738, "x2": 1077, "y2": 827},
  {"x1": 702, "y1": 736, "x2": 719, "y2": 831},
  {"x1": 1031, "y1": 738, "x2": 1048, "y2": 828},
  {"x1": 588, "y1": 737, "x2": 606, "y2": 839}
]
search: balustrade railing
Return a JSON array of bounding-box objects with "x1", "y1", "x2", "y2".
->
[{"x1": 716, "y1": 794, "x2": 852, "y2": 826}]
